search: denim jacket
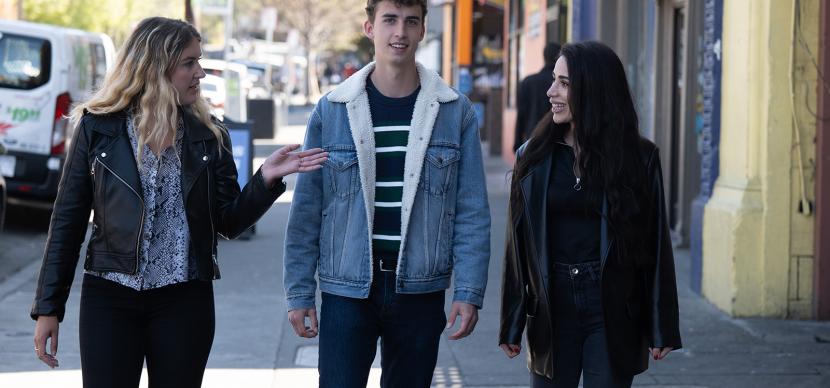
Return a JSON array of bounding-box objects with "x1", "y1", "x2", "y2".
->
[{"x1": 283, "y1": 62, "x2": 491, "y2": 311}]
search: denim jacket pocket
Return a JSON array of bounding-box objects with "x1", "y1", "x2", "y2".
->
[
  {"x1": 422, "y1": 144, "x2": 460, "y2": 196},
  {"x1": 324, "y1": 148, "x2": 359, "y2": 198}
]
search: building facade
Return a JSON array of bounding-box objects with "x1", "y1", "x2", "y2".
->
[
  {"x1": 703, "y1": 0, "x2": 824, "y2": 319},
  {"x1": 500, "y1": 0, "x2": 568, "y2": 163}
]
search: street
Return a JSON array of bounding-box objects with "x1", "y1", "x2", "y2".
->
[{"x1": 0, "y1": 106, "x2": 828, "y2": 387}]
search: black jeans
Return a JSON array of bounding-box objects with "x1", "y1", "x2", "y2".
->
[
  {"x1": 531, "y1": 261, "x2": 633, "y2": 388},
  {"x1": 318, "y1": 267, "x2": 446, "y2": 388},
  {"x1": 79, "y1": 274, "x2": 215, "y2": 388}
]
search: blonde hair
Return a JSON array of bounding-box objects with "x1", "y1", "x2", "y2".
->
[{"x1": 71, "y1": 17, "x2": 223, "y2": 156}]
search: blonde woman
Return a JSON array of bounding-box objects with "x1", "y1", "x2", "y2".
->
[{"x1": 29, "y1": 17, "x2": 327, "y2": 387}]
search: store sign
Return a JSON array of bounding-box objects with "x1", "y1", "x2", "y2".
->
[{"x1": 199, "y1": 0, "x2": 230, "y2": 15}]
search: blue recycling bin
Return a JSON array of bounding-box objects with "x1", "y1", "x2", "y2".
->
[{"x1": 223, "y1": 119, "x2": 255, "y2": 239}]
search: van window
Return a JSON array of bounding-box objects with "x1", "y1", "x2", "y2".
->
[
  {"x1": 91, "y1": 43, "x2": 106, "y2": 88},
  {"x1": 0, "y1": 33, "x2": 51, "y2": 90}
]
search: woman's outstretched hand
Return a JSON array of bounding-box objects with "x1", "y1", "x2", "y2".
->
[{"x1": 261, "y1": 144, "x2": 327, "y2": 187}]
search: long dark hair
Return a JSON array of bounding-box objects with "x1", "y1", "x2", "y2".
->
[{"x1": 510, "y1": 41, "x2": 647, "y2": 266}]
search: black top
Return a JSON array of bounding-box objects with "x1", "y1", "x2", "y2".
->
[
  {"x1": 366, "y1": 76, "x2": 420, "y2": 261},
  {"x1": 547, "y1": 139, "x2": 601, "y2": 264}
]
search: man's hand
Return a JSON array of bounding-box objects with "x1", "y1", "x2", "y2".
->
[
  {"x1": 288, "y1": 308, "x2": 318, "y2": 338},
  {"x1": 34, "y1": 316, "x2": 59, "y2": 368},
  {"x1": 445, "y1": 302, "x2": 478, "y2": 340},
  {"x1": 499, "y1": 344, "x2": 521, "y2": 358},
  {"x1": 649, "y1": 346, "x2": 673, "y2": 360}
]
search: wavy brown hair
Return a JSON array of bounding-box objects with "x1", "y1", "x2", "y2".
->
[
  {"x1": 70, "y1": 17, "x2": 222, "y2": 157},
  {"x1": 365, "y1": 0, "x2": 428, "y2": 21}
]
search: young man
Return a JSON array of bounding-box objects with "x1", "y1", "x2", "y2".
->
[{"x1": 282, "y1": 1, "x2": 491, "y2": 387}]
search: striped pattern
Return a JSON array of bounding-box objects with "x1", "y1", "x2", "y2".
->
[
  {"x1": 373, "y1": 119, "x2": 409, "y2": 256},
  {"x1": 365, "y1": 77, "x2": 419, "y2": 261}
]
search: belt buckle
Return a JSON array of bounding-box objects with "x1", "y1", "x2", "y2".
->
[{"x1": 379, "y1": 259, "x2": 395, "y2": 272}]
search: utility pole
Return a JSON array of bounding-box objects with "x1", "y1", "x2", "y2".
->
[{"x1": 185, "y1": 0, "x2": 195, "y2": 24}]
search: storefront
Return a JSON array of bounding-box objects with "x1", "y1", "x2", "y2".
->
[{"x1": 500, "y1": 0, "x2": 568, "y2": 162}]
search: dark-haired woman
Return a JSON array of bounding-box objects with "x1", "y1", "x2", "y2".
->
[{"x1": 499, "y1": 41, "x2": 681, "y2": 388}]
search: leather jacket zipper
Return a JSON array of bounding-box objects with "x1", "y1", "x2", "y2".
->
[
  {"x1": 556, "y1": 140, "x2": 582, "y2": 191},
  {"x1": 204, "y1": 147, "x2": 218, "y2": 279},
  {"x1": 94, "y1": 156, "x2": 145, "y2": 274}
]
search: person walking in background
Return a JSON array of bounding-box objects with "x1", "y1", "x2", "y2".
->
[
  {"x1": 30, "y1": 17, "x2": 326, "y2": 388},
  {"x1": 514, "y1": 42, "x2": 560, "y2": 152},
  {"x1": 283, "y1": 1, "x2": 491, "y2": 387},
  {"x1": 499, "y1": 41, "x2": 681, "y2": 388}
]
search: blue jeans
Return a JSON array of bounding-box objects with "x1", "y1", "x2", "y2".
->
[
  {"x1": 318, "y1": 267, "x2": 446, "y2": 388},
  {"x1": 531, "y1": 261, "x2": 633, "y2": 388}
]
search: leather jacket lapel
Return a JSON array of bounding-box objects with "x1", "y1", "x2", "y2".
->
[
  {"x1": 600, "y1": 193, "x2": 612, "y2": 272},
  {"x1": 519, "y1": 154, "x2": 552, "y2": 289},
  {"x1": 94, "y1": 119, "x2": 143, "y2": 199},
  {"x1": 180, "y1": 110, "x2": 214, "y2": 205}
]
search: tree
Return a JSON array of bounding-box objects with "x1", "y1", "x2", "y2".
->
[
  {"x1": 268, "y1": 0, "x2": 365, "y2": 102},
  {"x1": 22, "y1": 0, "x2": 182, "y2": 45}
]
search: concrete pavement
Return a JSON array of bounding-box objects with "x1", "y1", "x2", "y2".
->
[{"x1": 0, "y1": 105, "x2": 828, "y2": 387}]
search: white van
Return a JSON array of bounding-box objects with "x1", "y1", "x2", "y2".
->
[{"x1": 0, "y1": 20, "x2": 114, "y2": 208}]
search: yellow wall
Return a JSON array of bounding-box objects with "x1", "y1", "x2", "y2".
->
[{"x1": 703, "y1": 0, "x2": 819, "y2": 318}]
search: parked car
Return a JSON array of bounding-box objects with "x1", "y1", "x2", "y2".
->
[
  {"x1": 0, "y1": 20, "x2": 115, "y2": 208},
  {"x1": 200, "y1": 59, "x2": 249, "y2": 122},
  {"x1": 200, "y1": 58, "x2": 228, "y2": 78},
  {"x1": 200, "y1": 74, "x2": 226, "y2": 119},
  {"x1": 231, "y1": 59, "x2": 273, "y2": 98}
]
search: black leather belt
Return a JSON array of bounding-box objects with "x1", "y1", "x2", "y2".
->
[{"x1": 375, "y1": 258, "x2": 398, "y2": 272}]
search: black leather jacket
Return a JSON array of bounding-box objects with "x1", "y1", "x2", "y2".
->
[
  {"x1": 31, "y1": 109, "x2": 285, "y2": 321},
  {"x1": 499, "y1": 138, "x2": 682, "y2": 378}
]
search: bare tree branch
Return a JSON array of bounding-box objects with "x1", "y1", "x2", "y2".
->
[{"x1": 264, "y1": 0, "x2": 365, "y2": 100}]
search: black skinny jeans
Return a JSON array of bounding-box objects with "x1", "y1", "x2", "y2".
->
[
  {"x1": 531, "y1": 261, "x2": 633, "y2": 388},
  {"x1": 79, "y1": 274, "x2": 215, "y2": 388}
]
